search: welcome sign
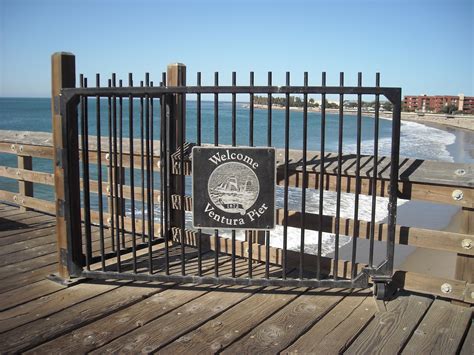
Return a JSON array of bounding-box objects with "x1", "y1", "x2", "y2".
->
[{"x1": 192, "y1": 147, "x2": 275, "y2": 230}]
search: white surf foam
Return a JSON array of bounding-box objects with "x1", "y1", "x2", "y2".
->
[{"x1": 344, "y1": 119, "x2": 456, "y2": 162}]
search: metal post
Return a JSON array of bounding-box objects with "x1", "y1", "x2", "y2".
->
[
  {"x1": 51, "y1": 52, "x2": 83, "y2": 280},
  {"x1": 167, "y1": 63, "x2": 186, "y2": 239}
]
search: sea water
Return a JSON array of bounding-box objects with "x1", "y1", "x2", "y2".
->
[{"x1": 0, "y1": 98, "x2": 466, "y2": 256}]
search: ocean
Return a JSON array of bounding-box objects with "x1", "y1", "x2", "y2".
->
[{"x1": 0, "y1": 97, "x2": 472, "y2": 258}]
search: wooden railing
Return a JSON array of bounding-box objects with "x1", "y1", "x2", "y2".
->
[{"x1": 0, "y1": 129, "x2": 472, "y2": 303}]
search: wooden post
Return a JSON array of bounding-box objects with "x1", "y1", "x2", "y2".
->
[
  {"x1": 167, "y1": 63, "x2": 186, "y2": 233},
  {"x1": 17, "y1": 155, "x2": 33, "y2": 211},
  {"x1": 51, "y1": 52, "x2": 83, "y2": 279},
  {"x1": 455, "y1": 207, "x2": 473, "y2": 283}
]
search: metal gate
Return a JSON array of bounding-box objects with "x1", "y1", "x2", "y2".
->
[{"x1": 54, "y1": 56, "x2": 401, "y2": 299}]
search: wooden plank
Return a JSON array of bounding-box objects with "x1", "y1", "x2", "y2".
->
[
  {"x1": 402, "y1": 299, "x2": 472, "y2": 354},
  {"x1": 26, "y1": 284, "x2": 215, "y2": 354},
  {"x1": 221, "y1": 288, "x2": 349, "y2": 355},
  {"x1": 282, "y1": 296, "x2": 376, "y2": 354},
  {"x1": 0, "y1": 281, "x2": 174, "y2": 353},
  {"x1": 0, "y1": 164, "x2": 54, "y2": 186},
  {"x1": 0, "y1": 263, "x2": 57, "y2": 294},
  {"x1": 345, "y1": 293, "x2": 433, "y2": 354},
  {"x1": 0, "y1": 130, "x2": 161, "y2": 164},
  {"x1": 52, "y1": 51, "x2": 83, "y2": 279},
  {"x1": 0, "y1": 242, "x2": 56, "y2": 267},
  {"x1": 393, "y1": 271, "x2": 468, "y2": 302},
  {"x1": 460, "y1": 322, "x2": 473, "y2": 355},
  {"x1": 282, "y1": 290, "x2": 375, "y2": 354},
  {"x1": 0, "y1": 140, "x2": 54, "y2": 159},
  {"x1": 0, "y1": 216, "x2": 55, "y2": 234},
  {"x1": 0, "y1": 209, "x2": 47, "y2": 223},
  {"x1": 0, "y1": 252, "x2": 57, "y2": 280},
  {"x1": 0, "y1": 203, "x2": 17, "y2": 211},
  {"x1": 0, "y1": 233, "x2": 55, "y2": 255},
  {"x1": 455, "y1": 207, "x2": 473, "y2": 282},
  {"x1": 0, "y1": 190, "x2": 56, "y2": 215},
  {"x1": 65, "y1": 258, "x2": 266, "y2": 353},
  {"x1": 0, "y1": 279, "x2": 124, "y2": 334},
  {"x1": 90, "y1": 286, "x2": 259, "y2": 354},
  {"x1": 0, "y1": 207, "x2": 26, "y2": 218},
  {"x1": 159, "y1": 286, "x2": 306, "y2": 354},
  {"x1": 0, "y1": 225, "x2": 56, "y2": 246},
  {"x1": 0, "y1": 279, "x2": 64, "y2": 311}
]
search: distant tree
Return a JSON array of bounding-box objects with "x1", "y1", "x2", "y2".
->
[
  {"x1": 344, "y1": 100, "x2": 358, "y2": 108},
  {"x1": 440, "y1": 104, "x2": 457, "y2": 114},
  {"x1": 382, "y1": 101, "x2": 393, "y2": 111}
]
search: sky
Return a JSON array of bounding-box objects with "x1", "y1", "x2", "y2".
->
[{"x1": 0, "y1": 0, "x2": 473, "y2": 97}]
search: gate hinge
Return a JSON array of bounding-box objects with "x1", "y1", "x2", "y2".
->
[
  {"x1": 57, "y1": 199, "x2": 65, "y2": 217},
  {"x1": 54, "y1": 96, "x2": 60, "y2": 115},
  {"x1": 55, "y1": 148, "x2": 65, "y2": 168},
  {"x1": 60, "y1": 248, "x2": 68, "y2": 265}
]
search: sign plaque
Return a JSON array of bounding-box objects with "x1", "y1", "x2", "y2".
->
[{"x1": 192, "y1": 147, "x2": 275, "y2": 230}]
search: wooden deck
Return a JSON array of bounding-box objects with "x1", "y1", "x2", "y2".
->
[{"x1": 0, "y1": 203, "x2": 472, "y2": 354}]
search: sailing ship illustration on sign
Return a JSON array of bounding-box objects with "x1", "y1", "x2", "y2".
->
[{"x1": 208, "y1": 162, "x2": 259, "y2": 215}]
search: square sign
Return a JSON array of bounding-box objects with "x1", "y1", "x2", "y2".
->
[{"x1": 192, "y1": 147, "x2": 275, "y2": 230}]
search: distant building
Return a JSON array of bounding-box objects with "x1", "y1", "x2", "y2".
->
[{"x1": 403, "y1": 94, "x2": 474, "y2": 114}]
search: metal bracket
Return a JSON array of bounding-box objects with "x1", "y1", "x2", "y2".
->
[
  {"x1": 55, "y1": 147, "x2": 65, "y2": 168},
  {"x1": 53, "y1": 95, "x2": 60, "y2": 115},
  {"x1": 57, "y1": 199, "x2": 65, "y2": 217},
  {"x1": 46, "y1": 273, "x2": 85, "y2": 287}
]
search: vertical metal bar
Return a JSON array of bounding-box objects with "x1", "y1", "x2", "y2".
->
[
  {"x1": 282, "y1": 72, "x2": 290, "y2": 280},
  {"x1": 161, "y1": 72, "x2": 170, "y2": 275},
  {"x1": 369, "y1": 73, "x2": 381, "y2": 268},
  {"x1": 80, "y1": 75, "x2": 92, "y2": 270},
  {"x1": 196, "y1": 72, "x2": 202, "y2": 276},
  {"x1": 317, "y1": 72, "x2": 326, "y2": 280},
  {"x1": 265, "y1": 72, "x2": 272, "y2": 279},
  {"x1": 140, "y1": 81, "x2": 145, "y2": 243},
  {"x1": 179, "y1": 70, "x2": 186, "y2": 276},
  {"x1": 333, "y1": 72, "x2": 344, "y2": 280},
  {"x1": 96, "y1": 74, "x2": 105, "y2": 271},
  {"x1": 129, "y1": 73, "x2": 137, "y2": 273},
  {"x1": 300, "y1": 72, "x2": 308, "y2": 279},
  {"x1": 248, "y1": 71, "x2": 254, "y2": 278},
  {"x1": 112, "y1": 74, "x2": 121, "y2": 272},
  {"x1": 352, "y1": 72, "x2": 363, "y2": 279},
  {"x1": 387, "y1": 86, "x2": 401, "y2": 276},
  {"x1": 249, "y1": 72, "x2": 254, "y2": 147},
  {"x1": 267, "y1": 72, "x2": 272, "y2": 146},
  {"x1": 119, "y1": 80, "x2": 125, "y2": 249},
  {"x1": 107, "y1": 78, "x2": 115, "y2": 252},
  {"x1": 150, "y1": 83, "x2": 155, "y2": 246},
  {"x1": 214, "y1": 71, "x2": 219, "y2": 277},
  {"x1": 145, "y1": 73, "x2": 153, "y2": 274},
  {"x1": 231, "y1": 72, "x2": 237, "y2": 278}
]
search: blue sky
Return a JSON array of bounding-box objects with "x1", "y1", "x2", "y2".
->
[{"x1": 0, "y1": 0, "x2": 472, "y2": 97}]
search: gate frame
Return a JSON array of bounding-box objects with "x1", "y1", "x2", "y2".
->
[{"x1": 51, "y1": 52, "x2": 401, "y2": 299}]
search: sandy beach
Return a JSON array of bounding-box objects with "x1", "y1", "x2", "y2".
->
[{"x1": 248, "y1": 103, "x2": 474, "y2": 131}]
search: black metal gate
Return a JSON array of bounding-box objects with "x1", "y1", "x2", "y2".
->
[{"x1": 58, "y1": 63, "x2": 401, "y2": 299}]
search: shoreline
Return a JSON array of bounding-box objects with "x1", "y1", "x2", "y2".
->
[{"x1": 246, "y1": 103, "x2": 474, "y2": 131}]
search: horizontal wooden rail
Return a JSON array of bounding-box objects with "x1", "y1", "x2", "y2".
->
[{"x1": 0, "y1": 166, "x2": 54, "y2": 186}]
